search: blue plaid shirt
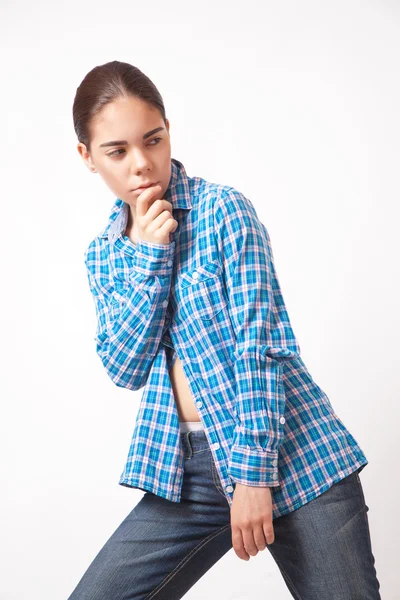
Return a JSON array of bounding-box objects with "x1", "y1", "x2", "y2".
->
[{"x1": 84, "y1": 157, "x2": 368, "y2": 519}]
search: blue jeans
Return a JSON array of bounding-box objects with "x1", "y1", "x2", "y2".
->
[{"x1": 68, "y1": 430, "x2": 381, "y2": 600}]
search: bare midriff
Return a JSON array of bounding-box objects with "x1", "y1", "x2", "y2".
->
[
  {"x1": 125, "y1": 227, "x2": 200, "y2": 423},
  {"x1": 169, "y1": 354, "x2": 201, "y2": 422}
]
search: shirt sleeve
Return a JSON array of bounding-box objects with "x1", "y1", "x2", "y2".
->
[
  {"x1": 84, "y1": 237, "x2": 175, "y2": 390},
  {"x1": 213, "y1": 188, "x2": 301, "y2": 488}
]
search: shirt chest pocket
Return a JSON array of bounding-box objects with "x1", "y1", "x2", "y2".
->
[{"x1": 179, "y1": 261, "x2": 228, "y2": 321}]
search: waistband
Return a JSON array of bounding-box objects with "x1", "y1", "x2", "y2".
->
[{"x1": 179, "y1": 420, "x2": 204, "y2": 432}]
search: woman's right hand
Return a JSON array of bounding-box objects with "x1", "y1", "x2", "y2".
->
[{"x1": 136, "y1": 183, "x2": 178, "y2": 245}]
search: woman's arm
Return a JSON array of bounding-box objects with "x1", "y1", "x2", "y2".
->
[
  {"x1": 85, "y1": 236, "x2": 175, "y2": 390},
  {"x1": 214, "y1": 188, "x2": 301, "y2": 488}
]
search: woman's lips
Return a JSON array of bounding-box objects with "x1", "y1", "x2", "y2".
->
[{"x1": 133, "y1": 182, "x2": 158, "y2": 193}]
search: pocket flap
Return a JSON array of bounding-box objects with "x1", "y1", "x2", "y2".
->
[{"x1": 180, "y1": 261, "x2": 221, "y2": 288}]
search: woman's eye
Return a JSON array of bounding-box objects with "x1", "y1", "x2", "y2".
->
[
  {"x1": 107, "y1": 137, "x2": 162, "y2": 158},
  {"x1": 108, "y1": 148, "x2": 125, "y2": 157}
]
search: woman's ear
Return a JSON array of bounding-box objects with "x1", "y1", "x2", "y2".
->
[{"x1": 77, "y1": 142, "x2": 97, "y2": 173}]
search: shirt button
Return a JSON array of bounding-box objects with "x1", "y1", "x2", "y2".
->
[
  {"x1": 280, "y1": 416, "x2": 285, "y2": 424},
  {"x1": 196, "y1": 401, "x2": 203, "y2": 408},
  {"x1": 167, "y1": 259, "x2": 173, "y2": 267},
  {"x1": 226, "y1": 485, "x2": 234, "y2": 493},
  {"x1": 212, "y1": 442, "x2": 220, "y2": 450},
  {"x1": 272, "y1": 459, "x2": 278, "y2": 467},
  {"x1": 272, "y1": 472, "x2": 278, "y2": 479},
  {"x1": 192, "y1": 271, "x2": 199, "y2": 279},
  {"x1": 162, "y1": 300, "x2": 168, "y2": 307}
]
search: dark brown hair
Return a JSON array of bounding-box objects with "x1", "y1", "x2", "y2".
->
[{"x1": 72, "y1": 60, "x2": 167, "y2": 153}]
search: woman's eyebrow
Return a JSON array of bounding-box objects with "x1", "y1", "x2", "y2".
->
[{"x1": 99, "y1": 127, "x2": 165, "y2": 148}]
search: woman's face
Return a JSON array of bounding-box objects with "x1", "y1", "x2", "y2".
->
[{"x1": 77, "y1": 95, "x2": 172, "y2": 205}]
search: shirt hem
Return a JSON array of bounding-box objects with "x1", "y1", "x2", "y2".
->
[
  {"x1": 118, "y1": 477, "x2": 181, "y2": 503},
  {"x1": 118, "y1": 459, "x2": 369, "y2": 515},
  {"x1": 268, "y1": 459, "x2": 369, "y2": 520}
]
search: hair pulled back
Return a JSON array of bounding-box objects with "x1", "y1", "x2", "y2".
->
[{"x1": 72, "y1": 60, "x2": 167, "y2": 153}]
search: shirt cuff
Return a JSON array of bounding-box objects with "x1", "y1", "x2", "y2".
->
[
  {"x1": 228, "y1": 445, "x2": 281, "y2": 487},
  {"x1": 131, "y1": 239, "x2": 176, "y2": 277}
]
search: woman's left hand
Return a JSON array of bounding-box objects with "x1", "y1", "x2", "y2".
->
[{"x1": 230, "y1": 483, "x2": 275, "y2": 560}]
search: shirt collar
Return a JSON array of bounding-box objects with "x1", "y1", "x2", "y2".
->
[{"x1": 98, "y1": 157, "x2": 193, "y2": 243}]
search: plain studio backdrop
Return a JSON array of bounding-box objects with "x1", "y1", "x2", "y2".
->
[{"x1": 1, "y1": 1, "x2": 398, "y2": 598}]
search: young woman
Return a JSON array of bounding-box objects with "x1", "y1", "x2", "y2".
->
[{"x1": 69, "y1": 60, "x2": 381, "y2": 599}]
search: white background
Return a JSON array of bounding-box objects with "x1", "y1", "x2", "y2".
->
[{"x1": 1, "y1": 1, "x2": 398, "y2": 598}]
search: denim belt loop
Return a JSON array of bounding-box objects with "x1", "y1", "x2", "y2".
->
[{"x1": 183, "y1": 430, "x2": 193, "y2": 459}]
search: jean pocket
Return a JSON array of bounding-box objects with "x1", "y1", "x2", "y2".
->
[{"x1": 192, "y1": 446, "x2": 212, "y2": 456}]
